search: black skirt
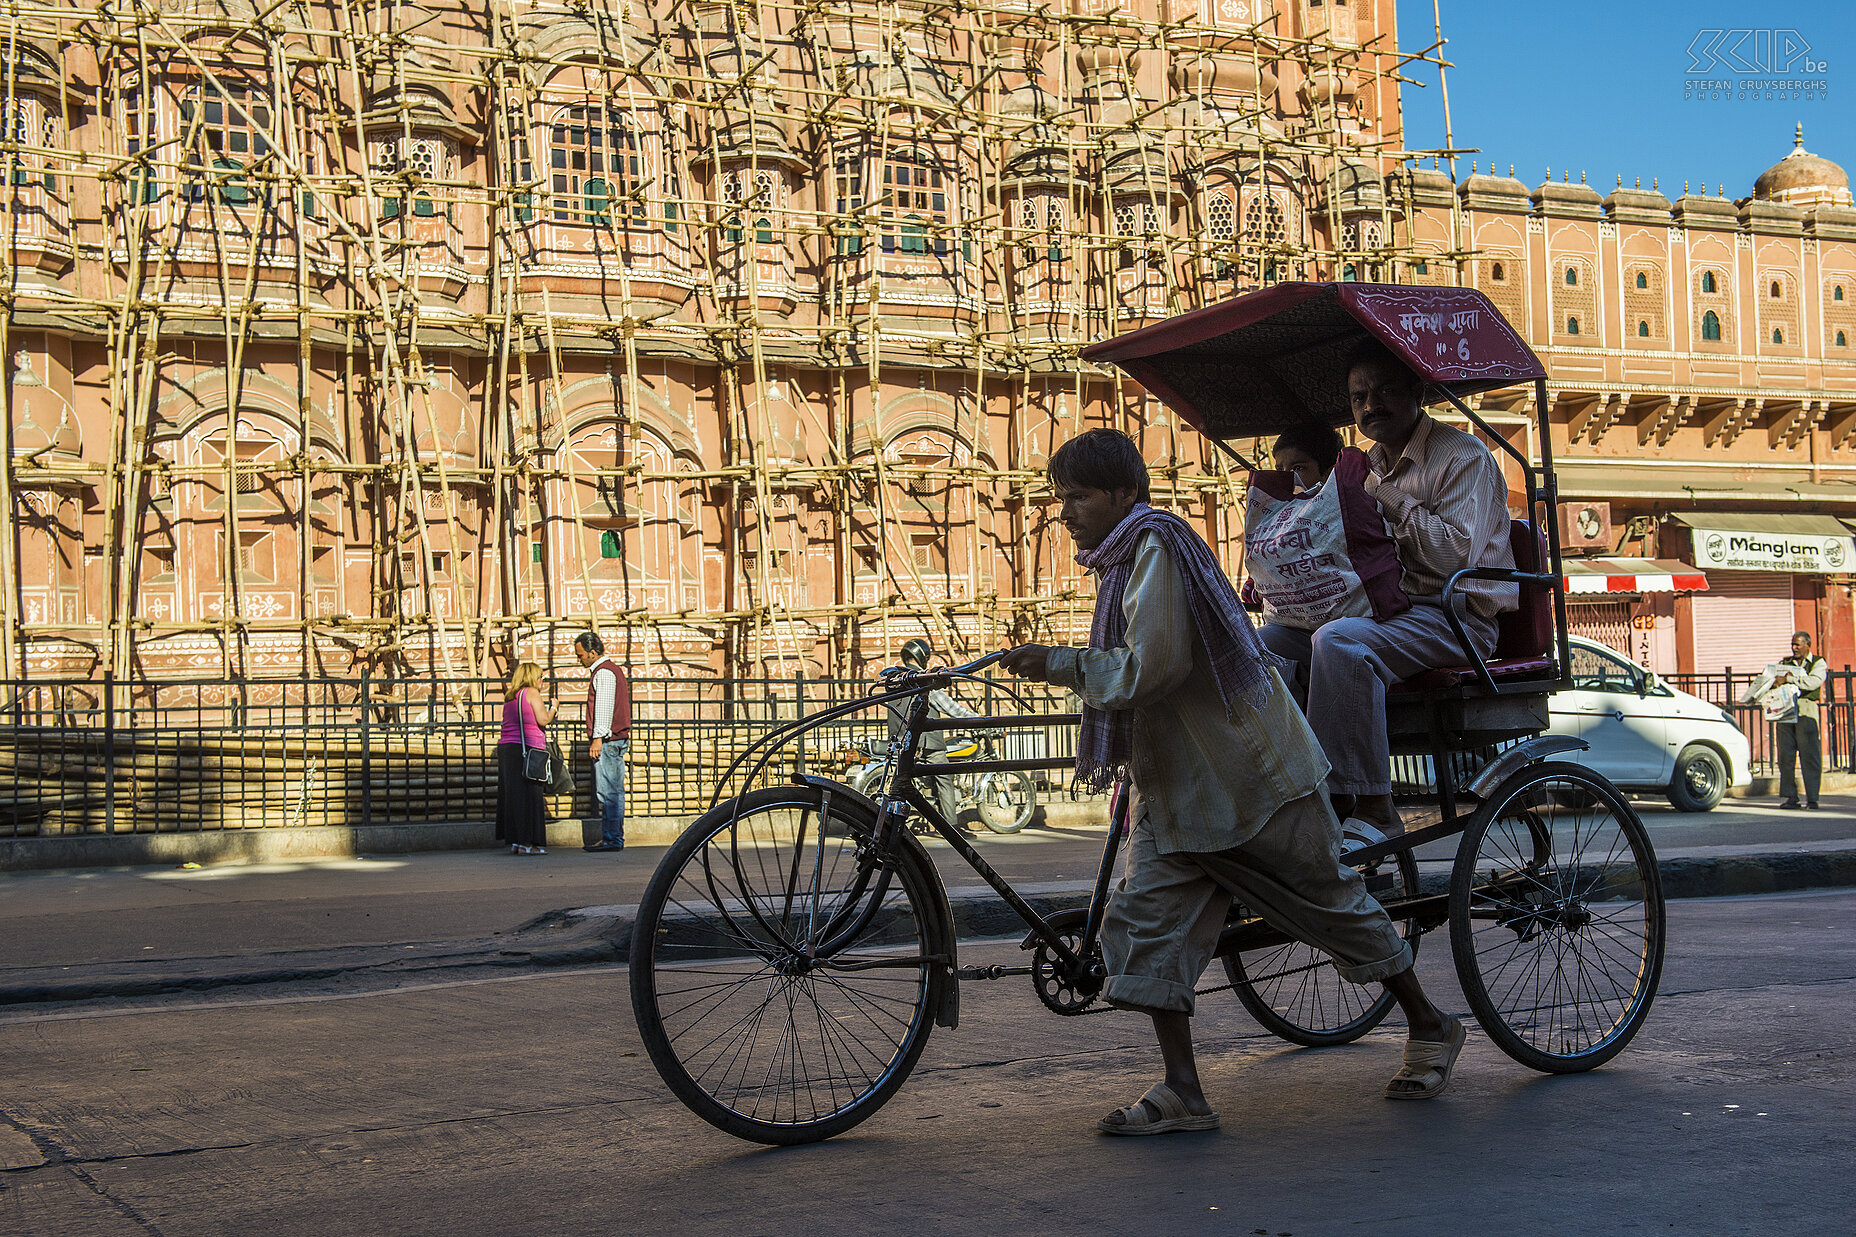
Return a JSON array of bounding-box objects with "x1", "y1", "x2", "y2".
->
[{"x1": 496, "y1": 743, "x2": 549, "y2": 847}]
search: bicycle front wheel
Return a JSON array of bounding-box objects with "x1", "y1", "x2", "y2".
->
[
  {"x1": 1449, "y1": 762, "x2": 1664, "y2": 1073},
  {"x1": 630, "y1": 784, "x2": 950, "y2": 1144},
  {"x1": 975, "y1": 770, "x2": 1036, "y2": 833}
]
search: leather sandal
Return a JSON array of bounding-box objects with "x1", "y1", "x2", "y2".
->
[
  {"x1": 1386, "y1": 1017, "x2": 1467, "y2": 1100},
  {"x1": 1097, "y1": 1083, "x2": 1220, "y2": 1136}
]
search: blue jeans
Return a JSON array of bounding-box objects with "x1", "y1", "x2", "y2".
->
[{"x1": 594, "y1": 739, "x2": 627, "y2": 844}]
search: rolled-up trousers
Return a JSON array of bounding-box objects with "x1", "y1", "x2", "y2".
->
[{"x1": 1101, "y1": 789, "x2": 1413, "y2": 1015}]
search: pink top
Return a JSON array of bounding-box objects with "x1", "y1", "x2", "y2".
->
[{"x1": 499, "y1": 692, "x2": 547, "y2": 748}]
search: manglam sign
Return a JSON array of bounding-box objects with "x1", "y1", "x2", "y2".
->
[{"x1": 1692, "y1": 526, "x2": 1853, "y2": 573}]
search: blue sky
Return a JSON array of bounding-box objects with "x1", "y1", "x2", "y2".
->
[{"x1": 1394, "y1": 1, "x2": 1854, "y2": 199}]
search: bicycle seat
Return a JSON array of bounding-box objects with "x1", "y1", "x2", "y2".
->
[{"x1": 942, "y1": 738, "x2": 980, "y2": 760}]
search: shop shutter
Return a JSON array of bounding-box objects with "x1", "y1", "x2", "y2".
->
[
  {"x1": 1568, "y1": 600, "x2": 1632, "y2": 656},
  {"x1": 1689, "y1": 571, "x2": 1796, "y2": 674}
]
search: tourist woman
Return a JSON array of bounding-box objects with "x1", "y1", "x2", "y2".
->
[{"x1": 497, "y1": 661, "x2": 555, "y2": 855}]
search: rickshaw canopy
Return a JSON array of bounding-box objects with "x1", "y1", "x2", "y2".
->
[{"x1": 1079, "y1": 283, "x2": 1546, "y2": 441}]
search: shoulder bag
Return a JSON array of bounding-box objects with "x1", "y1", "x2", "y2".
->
[{"x1": 520, "y1": 692, "x2": 552, "y2": 783}]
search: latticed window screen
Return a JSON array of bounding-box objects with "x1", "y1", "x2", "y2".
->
[
  {"x1": 1759, "y1": 271, "x2": 1799, "y2": 346},
  {"x1": 834, "y1": 152, "x2": 864, "y2": 253},
  {"x1": 1018, "y1": 192, "x2": 1066, "y2": 264},
  {"x1": 549, "y1": 105, "x2": 642, "y2": 225},
  {"x1": 370, "y1": 134, "x2": 452, "y2": 219},
  {"x1": 1207, "y1": 191, "x2": 1235, "y2": 243},
  {"x1": 1623, "y1": 264, "x2": 1665, "y2": 341},
  {"x1": 1695, "y1": 268, "x2": 1732, "y2": 344},
  {"x1": 2, "y1": 97, "x2": 54, "y2": 191},
  {"x1": 1242, "y1": 191, "x2": 1288, "y2": 245},
  {"x1": 180, "y1": 79, "x2": 271, "y2": 205},
  {"x1": 880, "y1": 151, "x2": 949, "y2": 255}
]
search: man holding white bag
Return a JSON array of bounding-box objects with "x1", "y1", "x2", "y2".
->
[{"x1": 1254, "y1": 339, "x2": 1516, "y2": 839}]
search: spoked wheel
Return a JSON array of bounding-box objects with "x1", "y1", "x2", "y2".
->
[
  {"x1": 975, "y1": 770, "x2": 1037, "y2": 834},
  {"x1": 1223, "y1": 844, "x2": 1421, "y2": 1047},
  {"x1": 1450, "y1": 762, "x2": 1664, "y2": 1073},
  {"x1": 630, "y1": 784, "x2": 951, "y2": 1144}
]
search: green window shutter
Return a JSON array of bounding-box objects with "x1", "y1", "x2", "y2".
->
[
  {"x1": 584, "y1": 177, "x2": 609, "y2": 222},
  {"x1": 381, "y1": 196, "x2": 401, "y2": 219},
  {"x1": 213, "y1": 158, "x2": 250, "y2": 205},
  {"x1": 413, "y1": 193, "x2": 437, "y2": 218},
  {"x1": 599, "y1": 531, "x2": 622, "y2": 559},
  {"x1": 663, "y1": 200, "x2": 678, "y2": 233},
  {"x1": 514, "y1": 191, "x2": 534, "y2": 222},
  {"x1": 755, "y1": 217, "x2": 772, "y2": 245},
  {"x1": 530, "y1": 543, "x2": 543, "y2": 563}
]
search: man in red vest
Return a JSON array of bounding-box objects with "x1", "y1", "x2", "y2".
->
[{"x1": 575, "y1": 632, "x2": 632, "y2": 851}]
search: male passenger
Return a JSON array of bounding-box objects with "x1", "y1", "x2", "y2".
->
[
  {"x1": 1257, "y1": 340, "x2": 1516, "y2": 837},
  {"x1": 574, "y1": 632, "x2": 632, "y2": 852},
  {"x1": 1002, "y1": 429, "x2": 1465, "y2": 1136}
]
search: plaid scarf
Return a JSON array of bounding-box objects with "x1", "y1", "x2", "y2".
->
[{"x1": 1072, "y1": 504, "x2": 1280, "y2": 792}]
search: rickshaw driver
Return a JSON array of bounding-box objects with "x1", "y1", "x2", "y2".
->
[
  {"x1": 1002, "y1": 429, "x2": 1467, "y2": 1136},
  {"x1": 1256, "y1": 341, "x2": 1517, "y2": 839}
]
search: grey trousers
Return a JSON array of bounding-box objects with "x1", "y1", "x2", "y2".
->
[
  {"x1": 1101, "y1": 789, "x2": 1414, "y2": 1015},
  {"x1": 1259, "y1": 602, "x2": 1498, "y2": 797}
]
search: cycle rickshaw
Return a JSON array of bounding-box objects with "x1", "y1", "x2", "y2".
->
[{"x1": 629, "y1": 283, "x2": 1666, "y2": 1145}]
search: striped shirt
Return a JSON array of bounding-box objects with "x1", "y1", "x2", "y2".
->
[
  {"x1": 1046, "y1": 531, "x2": 1329, "y2": 855},
  {"x1": 1365, "y1": 414, "x2": 1517, "y2": 619}
]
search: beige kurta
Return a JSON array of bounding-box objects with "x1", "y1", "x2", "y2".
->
[
  {"x1": 1045, "y1": 530, "x2": 1329, "y2": 855},
  {"x1": 1365, "y1": 413, "x2": 1517, "y2": 619}
]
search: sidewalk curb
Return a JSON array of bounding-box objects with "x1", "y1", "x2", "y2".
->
[{"x1": 6, "y1": 848, "x2": 1855, "y2": 1008}]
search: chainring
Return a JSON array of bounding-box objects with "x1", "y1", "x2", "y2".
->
[{"x1": 1027, "y1": 908, "x2": 1103, "y2": 1015}]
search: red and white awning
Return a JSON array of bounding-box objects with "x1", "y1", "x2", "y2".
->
[{"x1": 1563, "y1": 558, "x2": 1709, "y2": 595}]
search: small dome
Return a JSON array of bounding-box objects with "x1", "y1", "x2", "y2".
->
[{"x1": 1753, "y1": 125, "x2": 1853, "y2": 208}]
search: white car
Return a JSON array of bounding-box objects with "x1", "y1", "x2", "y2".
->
[{"x1": 1550, "y1": 636, "x2": 1752, "y2": 812}]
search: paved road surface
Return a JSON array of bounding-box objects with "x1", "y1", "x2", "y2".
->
[
  {"x1": 2, "y1": 887, "x2": 1851, "y2": 1235},
  {"x1": 4, "y1": 793, "x2": 1852, "y2": 977}
]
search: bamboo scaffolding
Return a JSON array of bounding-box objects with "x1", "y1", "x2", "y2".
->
[{"x1": 0, "y1": 0, "x2": 1462, "y2": 681}]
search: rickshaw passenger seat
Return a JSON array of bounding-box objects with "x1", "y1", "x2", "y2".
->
[{"x1": 1389, "y1": 521, "x2": 1554, "y2": 693}]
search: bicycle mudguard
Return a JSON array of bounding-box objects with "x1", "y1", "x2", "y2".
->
[
  {"x1": 792, "y1": 774, "x2": 962, "y2": 1028},
  {"x1": 1464, "y1": 735, "x2": 1589, "y2": 800}
]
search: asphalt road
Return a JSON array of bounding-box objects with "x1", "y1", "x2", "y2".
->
[
  {"x1": 3, "y1": 794, "x2": 1853, "y2": 978},
  {"x1": 2, "y1": 887, "x2": 1851, "y2": 1235}
]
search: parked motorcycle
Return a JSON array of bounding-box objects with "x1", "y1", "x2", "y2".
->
[{"x1": 843, "y1": 729, "x2": 1038, "y2": 834}]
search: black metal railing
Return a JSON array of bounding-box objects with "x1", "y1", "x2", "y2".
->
[
  {"x1": 0, "y1": 673, "x2": 1086, "y2": 839},
  {"x1": 1662, "y1": 667, "x2": 1854, "y2": 778}
]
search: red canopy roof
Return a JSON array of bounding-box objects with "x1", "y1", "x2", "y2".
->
[{"x1": 1080, "y1": 282, "x2": 1546, "y2": 441}]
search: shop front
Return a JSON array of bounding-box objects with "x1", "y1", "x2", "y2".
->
[
  {"x1": 1561, "y1": 558, "x2": 1709, "y2": 673},
  {"x1": 1666, "y1": 514, "x2": 1856, "y2": 674}
]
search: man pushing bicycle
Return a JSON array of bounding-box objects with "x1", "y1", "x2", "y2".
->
[{"x1": 1001, "y1": 428, "x2": 1466, "y2": 1135}]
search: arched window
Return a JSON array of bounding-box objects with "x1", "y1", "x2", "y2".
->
[
  {"x1": 1635, "y1": 271, "x2": 1648, "y2": 289},
  {"x1": 1565, "y1": 267, "x2": 1578, "y2": 286},
  {"x1": 549, "y1": 105, "x2": 643, "y2": 227},
  {"x1": 1638, "y1": 321, "x2": 1649, "y2": 337},
  {"x1": 1702, "y1": 310, "x2": 1722, "y2": 340},
  {"x1": 1341, "y1": 263, "x2": 1357, "y2": 281},
  {"x1": 880, "y1": 150, "x2": 950, "y2": 257},
  {"x1": 1837, "y1": 285, "x2": 1846, "y2": 301},
  {"x1": 1412, "y1": 260, "x2": 1429, "y2": 275},
  {"x1": 1701, "y1": 270, "x2": 1717, "y2": 294},
  {"x1": 1771, "y1": 281, "x2": 1782, "y2": 298},
  {"x1": 599, "y1": 530, "x2": 622, "y2": 559},
  {"x1": 1566, "y1": 316, "x2": 1580, "y2": 335},
  {"x1": 1491, "y1": 261, "x2": 1505, "y2": 281},
  {"x1": 182, "y1": 77, "x2": 271, "y2": 206},
  {"x1": 1773, "y1": 327, "x2": 1784, "y2": 344},
  {"x1": 1838, "y1": 330, "x2": 1849, "y2": 347}
]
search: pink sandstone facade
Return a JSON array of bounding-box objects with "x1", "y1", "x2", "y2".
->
[{"x1": 2, "y1": 0, "x2": 1852, "y2": 685}]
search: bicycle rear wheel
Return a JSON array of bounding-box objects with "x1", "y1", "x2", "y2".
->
[
  {"x1": 630, "y1": 784, "x2": 950, "y2": 1144},
  {"x1": 1223, "y1": 845, "x2": 1420, "y2": 1047},
  {"x1": 1449, "y1": 762, "x2": 1664, "y2": 1073}
]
